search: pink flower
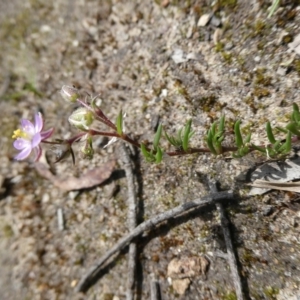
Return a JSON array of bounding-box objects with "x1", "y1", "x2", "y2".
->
[{"x1": 12, "y1": 112, "x2": 54, "y2": 161}]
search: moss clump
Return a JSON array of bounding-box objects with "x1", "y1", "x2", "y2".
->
[
  {"x1": 241, "y1": 248, "x2": 257, "y2": 267},
  {"x1": 282, "y1": 34, "x2": 293, "y2": 44},
  {"x1": 263, "y1": 286, "x2": 279, "y2": 299},
  {"x1": 174, "y1": 79, "x2": 190, "y2": 102},
  {"x1": 244, "y1": 96, "x2": 258, "y2": 113},
  {"x1": 294, "y1": 59, "x2": 300, "y2": 76},
  {"x1": 195, "y1": 94, "x2": 225, "y2": 112},
  {"x1": 236, "y1": 55, "x2": 246, "y2": 68},
  {"x1": 254, "y1": 68, "x2": 272, "y2": 86},
  {"x1": 253, "y1": 19, "x2": 265, "y2": 36},
  {"x1": 214, "y1": 42, "x2": 233, "y2": 64},
  {"x1": 222, "y1": 291, "x2": 237, "y2": 300},
  {"x1": 221, "y1": 52, "x2": 233, "y2": 64},
  {"x1": 276, "y1": 8, "x2": 297, "y2": 27},
  {"x1": 253, "y1": 87, "x2": 270, "y2": 98},
  {"x1": 215, "y1": 42, "x2": 225, "y2": 53},
  {"x1": 248, "y1": 18, "x2": 270, "y2": 40},
  {"x1": 218, "y1": 0, "x2": 237, "y2": 9},
  {"x1": 257, "y1": 40, "x2": 267, "y2": 51},
  {"x1": 3, "y1": 224, "x2": 14, "y2": 238}
]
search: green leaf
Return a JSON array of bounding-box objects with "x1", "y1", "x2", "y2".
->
[
  {"x1": 182, "y1": 119, "x2": 192, "y2": 152},
  {"x1": 268, "y1": 0, "x2": 280, "y2": 18},
  {"x1": 273, "y1": 140, "x2": 282, "y2": 152},
  {"x1": 165, "y1": 130, "x2": 181, "y2": 148},
  {"x1": 245, "y1": 132, "x2": 251, "y2": 144},
  {"x1": 164, "y1": 130, "x2": 173, "y2": 145},
  {"x1": 210, "y1": 122, "x2": 217, "y2": 136},
  {"x1": 188, "y1": 130, "x2": 195, "y2": 139},
  {"x1": 266, "y1": 146, "x2": 276, "y2": 158},
  {"x1": 292, "y1": 103, "x2": 300, "y2": 123},
  {"x1": 286, "y1": 123, "x2": 300, "y2": 136},
  {"x1": 285, "y1": 131, "x2": 292, "y2": 153},
  {"x1": 251, "y1": 144, "x2": 266, "y2": 154},
  {"x1": 276, "y1": 126, "x2": 288, "y2": 134},
  {"x1": 141, "y1": 144, "x2": 151, "y2": 159},
  {"x1": 234, "y1": 120, "x2": 243, "y2": 148},
  {"x1": 153, "y1": 124, "x2": 162, "y2": 150},
  {"x1": 177, "y1": 128, "x2": 183, "y2": 142},
  {"x1": 206, "y1": 129, "x2": 217, "y2": 155},
  {"x1": 218, "y1": 115, "x2": 225, "y2": 133},
  {"x1": 278, "y1": 131, "x2": 292, "y2": 154},
  {"x1": 155, "y1": 147, "x2": 163, "y2": 163},
  {"x1": 266, "y1": 122, "x2": 276, "y2": 144},
  {"x1": 239, "y1": 146, "x2": 249, "y2": 157},
  {"x1": 116, "y1": 110, "x2": 123, "y2": 135}
]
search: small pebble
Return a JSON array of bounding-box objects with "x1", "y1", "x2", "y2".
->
[
  {"x1": 197, "y1": 14, "x2": 211, "y2": 27},
  {"x1": 213, "y1": 28, "x2": 223, "y2": 45},
  {"x1": 277, "y1": 66, "x2": 287, "y2": 76},
  {"x1": 254, "y1": 56, "x2": 261, "y2": 63},
  {"x1": 210, "y1": 15, "x2": 222, "y2": 27}
]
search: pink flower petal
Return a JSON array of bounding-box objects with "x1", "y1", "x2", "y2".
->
[
  {"x1": 40, "y1": 127, "x2": 54, "y2": 140},
  {"x1": 34, "y1": 112, "x2": 43, "y2": 132},
  {"x1": 21, "y1": 119, "x2": 35, "y2": 135},
  {"x1": 14, "y1": 146, "x2": 32, "y2": 160},
  {"x1": 33, "y1": 146, "x2": 42, "y2": 161},
  {"x1": 32, "y1": 133, "x2": 42, "y2": 148},
  {"x1": 13, "y1": 139, "x2": 31, "y2": 150}
]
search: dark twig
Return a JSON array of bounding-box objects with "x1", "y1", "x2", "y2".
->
[
  {"x1": 209, "y1": 181, "x2": 244, "y2": 300},
  {"x1": 75, "y1": 190, "x2": 233, "y2": 293},
  {"x1": 119, "y1": 143, "x2": 138, "y2": 300}
]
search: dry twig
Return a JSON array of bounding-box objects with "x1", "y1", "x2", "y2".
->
[
  {"x1": 75, "y1": 190, "x2": 233, "y2": 293},
  {"x1": 119, "y1": 144, "x2": 138, "y2": 300},
  {"x1": 150, "y1": 277, "x2": 161, "y2": 300},
  {"x1": 209, "y1": 181, "x2": 244, "y2": 300}
]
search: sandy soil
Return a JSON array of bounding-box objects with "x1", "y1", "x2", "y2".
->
[{"x1": 1, "y1": 0, "x2": 300, "y2": 299}]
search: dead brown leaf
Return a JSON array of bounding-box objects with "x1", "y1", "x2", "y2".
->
[
  {"x1": 250, "y1": 180, "x2": 300, "y2": 193},
  {"x1": 167, "y1": 256, "x2": 209, "y2": 295},
  {"x1": 167, "y1": 256, "x2": 209, "y2": 279},
  {"x1": 34, "y1": 160, "x2": 116, "y2": 191},
  {"x1": 171, "y1": 278, "x2": 191, "y2": 295}
]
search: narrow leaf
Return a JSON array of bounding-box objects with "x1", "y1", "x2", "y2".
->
[
  {"x1": 177, "y1": 128, "x2": 183, "y2": 142},
  {"x1": 278, "y1": 131, "x2": 292, "y2": 154},
  {"x1": 218, "y1": 115, "x2": 225, "y2": 133},
  {"x1": 266, "y1": 122, "x2": 276, "y2": 144},
  {"x1": 206, "y1": 130, "x2": 217, "y2": 155},
  {"x1": 251, "y1": 144, "x2": 266, "y2": 153},
  {"x1": 273, "y1": 140, "x2": 282, "y2": 152},
  {"x1": 141, "y1": 144, "x2": 151, "y2": 159},
  {"x1": 234, "y1": 120, "x2": 243, "y2": 148},
  {"x1": 155, "y1": 147, "x2": 163, "y2": 163},
  {"x1": 285, "y1": 131, "x2": 292, "y2": 153},
  {"x1": 268, "y1": 0, "x2": 280, "y2": 18},
  {"x1": 182, "y1": 119, "x2": 192, "y2": 152},
  {"x1": 211, "y1": 122, "x2": 216, "y2": 136},
  {"x1": 153, "y1": 124, "x2": 162, "y2": 150},
  {"x1": 245, "y1": 132, "x2": 251, "y2": 144},
  {"x1": 292, "y1": 103, "x2": 300, "y2": 123},
  {"x1": 286, "y1": 123, "x2": 300, "y2": 136},
  {"x1": 276, "y1": 126, "x2": 288, "y2": 134}
]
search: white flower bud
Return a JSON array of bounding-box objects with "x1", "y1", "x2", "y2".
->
[
  {"x1": 68, "y1": 108, "x2": 94, "y2": 130},
  {"x1": 61, "y1": 85, "x2": 81, "y2": 103}
]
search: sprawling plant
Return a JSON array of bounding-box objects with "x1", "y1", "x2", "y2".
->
[{"x1": 12, "y1": 85, "x2": 300, "y2": 163}]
